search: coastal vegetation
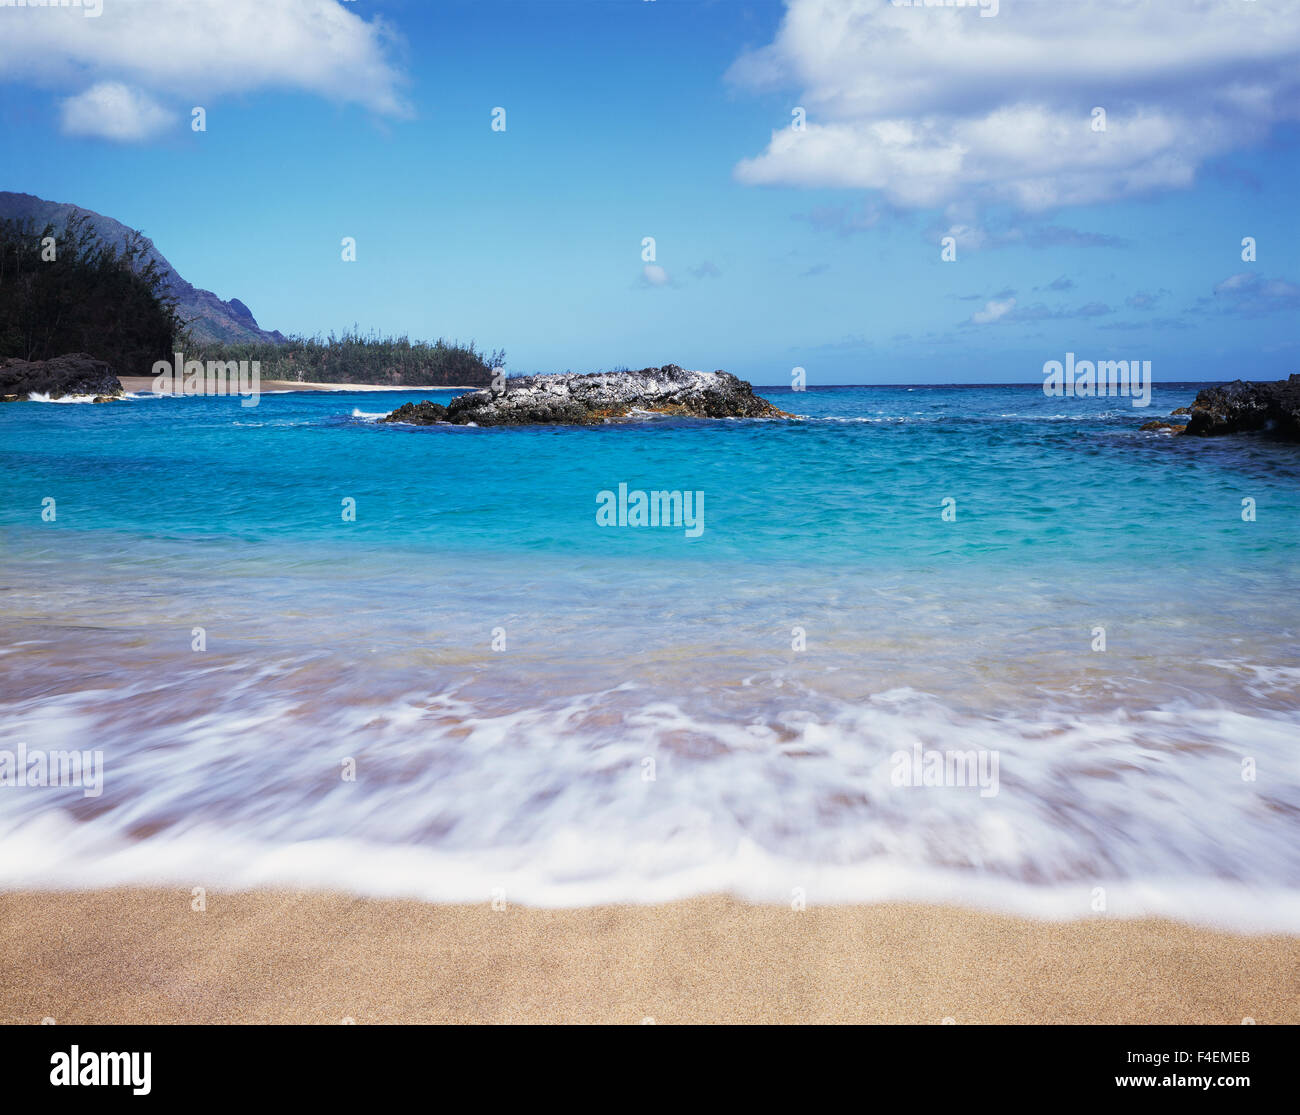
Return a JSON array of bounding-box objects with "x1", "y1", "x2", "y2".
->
[
  {"x1": 186, "y1": 332, "x2": 503, "y2": 388},
  {"x1": 0, "y1": 213, "x2": 179, "y2": 377},
  {"x1": 0, "y1": 213, "x2": 501, "y2": 387}
]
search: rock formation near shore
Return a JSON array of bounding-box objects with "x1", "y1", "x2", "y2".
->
[
  {"x1": 0, "y1": 353, "x2": 123, "y2": 400},
  {"x1": 1182, "y1": 375, "x2": 1300, "y2": 441},
  {"x1": 381, "y1": 365, "x2": 790, "y2": 426},
  {"x1": 383, "y1": 400, "x2": 449, "y2": 424}
]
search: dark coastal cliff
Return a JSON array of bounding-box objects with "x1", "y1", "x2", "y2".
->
[{"x1": 381, "y1": 365, "x2": 790, "y2": 426}]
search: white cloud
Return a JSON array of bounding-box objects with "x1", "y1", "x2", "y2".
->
[
  {"x1": 60, "y1": 82, "x2": 175, "y2": 143},
  {"x1": 941, "y1": 223, "x2": 986, "y2": 253},
  {"x1": 642, "y1": 264, "x2": 670, "y2": 286},
  {"x1": 729, "y1": 0, "x2": 1300, "y2": 210},
  {"x1": 972, "y1": 297, "x2": 1015, "y2": 324},
  {"x1": 0, "y1": 0, "x2": 408, "y2": 143},
  {"x1": 1212, "y1": 273, "x2": 1300, "y2": 314}
]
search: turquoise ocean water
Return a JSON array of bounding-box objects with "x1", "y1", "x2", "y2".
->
[{"x1": 1, "y1": 383, "x2": 1298, "y2": 926}]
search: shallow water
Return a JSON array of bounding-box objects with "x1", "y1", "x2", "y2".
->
[{"x1": 1, "y1": 383, "x2": 1298, "y2": 927}]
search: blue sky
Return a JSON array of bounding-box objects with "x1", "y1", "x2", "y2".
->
[{"x1": 2, "y1": 0, "x2": 1298, "y2": 385}]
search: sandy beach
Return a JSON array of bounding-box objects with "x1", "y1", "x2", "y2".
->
[
  {"x1": 116, "y1": 377, "x2": 480, "y2": 394},
  {"x1": 1, "y1": 889, "x2": 1295, "y2": 1024}
]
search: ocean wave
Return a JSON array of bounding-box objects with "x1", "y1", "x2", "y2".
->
[
  {"x1": 800, "y1": 411, "x2": 1138, "y2": 424},
  {"x1": 3, "y1": 811, "x2": 1298, "y2": 931},
  {"x1": 1, "y1": 679, "x2": 1297, "y2": 929},
  {"x1": 25, "y1": 392, "x2": 103, "y2": 404}
]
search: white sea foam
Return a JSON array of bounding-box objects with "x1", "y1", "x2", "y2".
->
[
  {"x1": 26, "y1": 392, "x2": 102, "y2": 404},
  {"x1": 2, "y1": 810, "x2": 1298, "y2": 932},
  {"x1": 1, "y1": 678, "x2": 1296, "y2": 929}
]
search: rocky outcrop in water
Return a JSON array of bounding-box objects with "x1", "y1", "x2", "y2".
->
[
  {"x1": 382, "y1": 400, "x2": 448, "y2": 424},
  {"x1": 0, "y1": 353, "x2": 123, "y2": 399},
  {"x1": 1182, "y1": 375, "x2": 1300, "y2": 441},
  {"x1": 381, "y1": 365, "x2": 789, "y2": 426}
]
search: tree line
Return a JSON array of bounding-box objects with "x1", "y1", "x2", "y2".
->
[
  {"x1": 0, "y1": 213, "x2": 178, "y2": 375},
  {"x1": 187, "y1": 332, "x2": 503, "y2": 387},
  {"x1": 0, "y1": 214, "x2": 501, "y2": 385}
]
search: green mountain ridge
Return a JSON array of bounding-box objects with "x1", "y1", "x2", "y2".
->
[{"x1": 0, "y1": 191, "x2": 286, "y2": 347}]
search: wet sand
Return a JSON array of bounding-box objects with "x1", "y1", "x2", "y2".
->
[{"x1": 1, "y1": 889, "x2": 1295, "y2": 1024}]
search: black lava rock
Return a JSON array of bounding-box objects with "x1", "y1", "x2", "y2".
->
[{"x1": 0, "y1": 353, "x2": 123, "y2": 399}]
